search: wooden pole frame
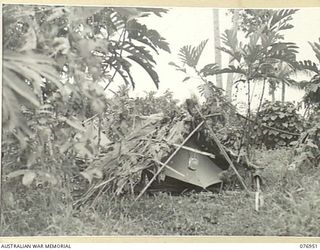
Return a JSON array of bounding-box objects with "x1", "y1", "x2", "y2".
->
[
  {"x1": 133, "y1": 121, "x2": 205, "y2": 203},
  {"x1": 195, "y1": 107, "x2": 250, "y2": 194}
]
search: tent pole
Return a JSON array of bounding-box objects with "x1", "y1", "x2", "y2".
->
[
  {"x1": 133, "y1": 121, "x2": 205, "y2": 203},
  {"x1": 141, "y1": 138, "x2": 216, "y2": 159},
  {"x1": 195, "y1": 107, "x2": 250, "y2": 194},
  {"x1": 255, "y1": 177, "x2": 260, "y2": 211}
]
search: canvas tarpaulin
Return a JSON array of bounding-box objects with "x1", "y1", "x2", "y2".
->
[{"x1": 164, "y1": 139, "x2": 223, "y2": 188}]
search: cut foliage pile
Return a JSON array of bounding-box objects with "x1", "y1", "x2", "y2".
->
[{"x1": 74, "y1": 107, "x2": 243, "y2": 207}]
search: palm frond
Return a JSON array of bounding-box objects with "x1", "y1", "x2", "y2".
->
[
  {"x1": 309, "y1": 39, "x2": 320, "y2": 63},
  {"x1": 219, "y1": 65, "x2": 247, "y2": 75},
  {"x1": 200, "y1": 63, "x2": 220, "y2": 77},
  {"x1": 268, "y1": 42, "x2": 299, "y2": 68},
  {"x1": 178, "y1": 39, "x2": 208, "y2": 67},
  {"x1": 299, "y1": 60, "x2": 320, "y2": 74},
  {"x1": 221, "y1": 29, "x2": 238, "y2": 52},
  {"x1": 269, "y1": 9, "x2": 298, "y2": 31},
  {"x1": 136, "y1": 7, "x2": 168, "y2": 17}
]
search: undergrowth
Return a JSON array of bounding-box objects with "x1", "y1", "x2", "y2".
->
[{"x1": 1, "y1": 148, "x2": 319, "y2": 236}]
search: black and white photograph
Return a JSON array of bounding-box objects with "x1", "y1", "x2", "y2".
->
[{"x1": 1, "y1": 3, "x2": 320, "y2": 237}]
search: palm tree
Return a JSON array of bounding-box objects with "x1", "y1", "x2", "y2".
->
[
  {"x1": 226, "y1": 9, "x2": 239, "y2": 101},
  {"x1": 213, "y1": 9, "x2": 223, "y2": 89},
  {"x1": 298, "y1": 38, "x2": 320, "y2": 110}
]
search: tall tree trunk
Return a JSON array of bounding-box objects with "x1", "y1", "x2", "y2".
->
[
  {"x1": 269, "y1": 81, "x2": 276, "y2": 103},
  {"x1": 213, "y1": 9, "x2": 223, "y2": 89},
  {"x1": 271, "y1": 88, "x2": 275, "y2": 103},
  {"x1": 226, "y1": 9, "x2": 239, "y2": 101},
  {"x1": 257, "y1": 78, "x2": 266, "y2": 115},
  {"x1": 281, "y1": 81, "x2": 285, "y2": 104}
]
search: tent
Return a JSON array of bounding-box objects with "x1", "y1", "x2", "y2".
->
[
  {"x1": 140, "y1": 125, "x2": 231, "y2": 193},
  {"x1": 80, "y1": 111, "x2": 249, "y2": 205},
  {"x1": 163, "y1": 135, "x2": 228, "y2": 189},
  {"x1": 133, "y1": 107, "x2": 253, "y2": 196}
]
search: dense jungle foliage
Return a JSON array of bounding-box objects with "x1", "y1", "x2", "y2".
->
[{"x1": 1, "y1": 6, "x2": 320, "y2": 236}]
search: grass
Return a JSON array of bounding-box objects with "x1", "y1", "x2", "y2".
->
[{"x1": 1, "y1": 148, "x2": 320, "y2": 236}]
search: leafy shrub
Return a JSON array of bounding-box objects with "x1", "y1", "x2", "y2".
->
[
  {"x1": 300, "y1": 38, "x2": 320, "y2": 111},
  {"x1": 289, "y1": 110, "x2": 320, "y2": 171},
  {"x1": 1, "y1": 4, "x2": 172, "y2": 233},
  {"x1": 254, "y1": 101, "x2": 303, "y2": 148},
  {"x1": 303, "y1": 75, "x2": 320, "y2": 110}
]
